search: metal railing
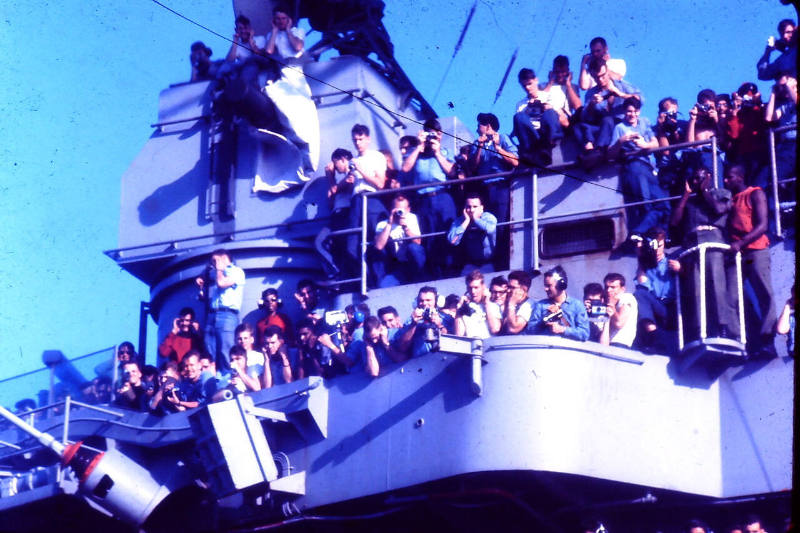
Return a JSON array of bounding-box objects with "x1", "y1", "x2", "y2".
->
[
  {"x1": 767, "y1": 122, "x2": 797, "y2": 238},
  {"x1": 675, "y1": 242, "x2": 746, "y2": 350}
]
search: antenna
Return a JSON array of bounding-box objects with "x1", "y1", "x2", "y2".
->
[
  {"x1": 492, "y1": 47, "x2": 519, "y2": 106},
  {"x1": 431, "y1": 0, "x2": 478, "y2": 105}
]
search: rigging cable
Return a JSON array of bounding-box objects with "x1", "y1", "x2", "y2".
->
[{"x1": 431, "y1": 0, "x2": 478, "y2": 106}]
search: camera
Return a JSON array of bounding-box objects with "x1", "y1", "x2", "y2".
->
[
  {"x1": 663, "y1": 110, "x2": 678, "y2": 121},
  {"x1": 526, "y1": 100, "x2": 545, "y2": 119},
  {"x1": 421, "y1": 307, "x2": 433, "y2": 322},
  {"x1": 740, "y1": 94, "x2": 755, "y2": 108},
  {"x1": 589, "y1": 299, "x2": 606, "y2": 318},
  {"x1": 542, "y1": 309, "x2": 563, "y2": 324},
  {"x1": 458, "y1": 300, "x2": 478, "y2": 317},
  {"x1": 348, "y1": 161, "x2": 357, "y2": 172},
  {"x1": 696, "y1": 103, "x2": 711, "y2": 114},
  {"x1": 392, "y1": 209, "x2": 404, "y2": 222},
  {"x1": 425, "y1": 131, "x2": 438, "y2": 141}
]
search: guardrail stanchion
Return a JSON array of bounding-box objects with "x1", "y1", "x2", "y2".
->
[{"x1": 768, "y1": 127, "x2": 782, "y2": 238}]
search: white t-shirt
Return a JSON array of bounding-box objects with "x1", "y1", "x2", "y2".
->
[
  {"x1": 375, "y1": 212, "x2": 421, "y2": 255},
  {"x1": 609, "y1": 291, "x2": 638, "y2": 347},
  {"x1": 354, "y1": 149, "x2": 387, "y2": 193},
  {"x1": 460, "y1": 301, "x2": 491, "y2": 339},
  {"x1": 583, "y1": 57, "x2": 627, "y2": 88},
  {"x1": 234, "y1": 35, "x2": 267, "y2": 62},
  {"x1": 539, "y1": 83, "x2": 581, "y2": 116},
  {"x1": 265, "y1": 27, "x2": 306, "y2": 59}
]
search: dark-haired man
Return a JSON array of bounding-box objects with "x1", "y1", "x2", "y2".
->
[
  {"x1": 502, "y1": 270, "x2": 533, "y2": 335},
  {"x1": 262, "y1": 326, "x2": 294, "y2": 387},
  {"x1": 190, "y1": 41, "x2": 220, "y2": 82},
  {"x1": 609, "y1": 96, "x2": 668, "y2": 236},
  {"x1": 447, "y1": 193, "x2": 497, "y2": 274},
  {"x1": 540, "y1": 55, "x2": 582, "y2": 121},
  {"x1": 633, "y1": 227, "x2": 680, "y2": 349},
  {"x1": 577, "y1": 57, "x2": 641, "y2": 165},
  {"x1": 757, "y1": 18, "x2": 796, "y2": 81},
  {"x1": 158, "y1": 307, "x2": 204, "y2": 365},
  {"x1": 196, "y1": 249, "x2": 245, "y2": 372},
  {"x1": 724, "y1": 164, "x2": 777, "y2": 357},
  {"x1": 347, "y1": 124, "x2": 389, "y2": 273},
  {"x1": 255, "y1": 288, "x2": 292, "y2": 348},
  {"x1": 396, "y1": 286, "x2": 451, "y2": 358},
  {"x1": 264, "y1": 5, "x2": 305, "y2": 62},
  {"x1": 402, "y1": 118, "x2": 456, "y2": 235},
  {"x1": 512, "y1": 68, "x2": 563, "y2": 167},
  {"x1": 528, "y1": 267, "x2": 590, "y2": 341},
  {"x1": 599, "y1": 273, "x2": 638, "y2": 347},
  {"x1": 226, "y1": 15, "x2": 265, "y2": 63},
  {"x1": 370, "y1": 194, "x2": 425, "y2": 287},
  {"x1": 670, "y1": 166, "x2": 738, "y2": 341},
  {"x1": 579, "y1": 36, "x2": 627, "y2": 91}
]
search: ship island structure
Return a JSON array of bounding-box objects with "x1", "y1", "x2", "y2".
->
[{"x1": 0, "y1": 1, "x2": 795, "y2": 532}]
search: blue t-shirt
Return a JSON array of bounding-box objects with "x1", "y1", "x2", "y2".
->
[
  {"x1": 407, "y1": 147, "x2": 453, "y2": 194},
  {"x1": 611, "y1": 119, "x2": 655, "y2": 164}
]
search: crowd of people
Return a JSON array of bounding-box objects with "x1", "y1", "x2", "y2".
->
[{"x1": 308, "y1": 25, "x2": 796, "y2": 292}]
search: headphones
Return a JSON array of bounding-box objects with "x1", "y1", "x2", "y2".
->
[{"x1": 547, "y1": 266, "x2": 568, "y2": 292}]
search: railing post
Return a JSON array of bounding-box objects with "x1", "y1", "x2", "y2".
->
[
  {"x1": 711, "y1": 136, "x2": 719, "y2": 189},
  {"x1": 768, "y1": 127, "x2": 782, "y2": 238},
  {"x1": 699, "y1": 245, "x2": 707, "y2": 340},
  {"x1": 531, "y1": 171, "x2": 540, "y2": 272},
  {"x1": 735, "y1": 251, "x2": 747, "y2": 346},
  {"x1": 361, "y1": 194, "x2": 368, "y2": 296},
  {"x1": 675, "y1": 270, "x2": 684, "y2": 351}
]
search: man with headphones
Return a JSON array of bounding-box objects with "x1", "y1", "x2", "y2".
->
[{"x1": 528, "y1": 266, "x2": 590, "y2": 341}]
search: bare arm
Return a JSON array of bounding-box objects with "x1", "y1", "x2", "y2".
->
[
  {"x1": 730, "y1": 188, "x2": 768, "y2": 252},
  {"x1": 776, "y1": 300, "x2": 793, "y2": 334},
  {"x1": 365, "y1": 344, "x2": 380, "y2": 377}
]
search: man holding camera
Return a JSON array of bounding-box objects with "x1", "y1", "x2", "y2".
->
[
  {"x1": 528, "y1": 267, "x2": 590, "y2": 341},
  {"x1": 512, "y1": 68, "x2": 564, "y2": 168},
  {"x1": 401, "y1": 119, "x2": 456, "y2": 240},
  {"x1": 454, "y1": 270, "x2": 493, "y2": 339},
  {"x1": 369, "y1": 194, "x2": 425, "y2": 287},
  {"x1": 577, "y1": 57, "x2": 641, "y2": 168},
  {"x1": 757, "y1": 18, "x2": 796, "y2": 82},
  {"x1": 447, "y1": 193, "x2": 497, "y2": 275},
  {"x1": 396, "y1": 287, "x2": 451, "y2": 359},
  {"x1": 114, "y1": 362, "x2": 149, "y2": 411},
  {"x1": 633, "y1": 227, "x2": 680, "y2": 350},
  {"x1": 158, "y1": 307, "x2": 204, "y2": 365},
  {"x1": 196, "y1": 249, "x2": 245, "y2": 373},
  {"x1": 598, "y1": 273, "x2": 638, "y2": 348},
  {"x1": 654, "y1": 97, "x2": 688, "y2": 196},
  {"x1": 670, "y1": 166, "x2": 738, "y2": 341},
  {"x1": 502, "y1": 270, "x2": 534, "y2": 335}
]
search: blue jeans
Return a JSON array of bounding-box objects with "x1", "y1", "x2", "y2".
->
[
  {"x1": 620, "y1": 159, "x2": 669, "y2": 234},
  {"x1": 204, "y1": 309, "x2": 239, "y2": 372},
  {"x1": 512, "y1": 108, "x2": 562, "y2": 163},
  {"x1": 368, "y1": 243, "x2": 426, "y2": 287},
  {"x1": 576, "y1": 115, "x2": 616, "y2": 149}
]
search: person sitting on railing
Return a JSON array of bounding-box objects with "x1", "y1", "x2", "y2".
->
[
  {"x1": 157, "y1": 307, "x2": 204, "y2": 366},
  {"x1": 114, "y1": 361, "x2": 149, "y2": 411},
  {"x1": 255, "y1": 288, "x2": 293, "y2": 348},
  {"x1": 401, "y1": 118, "x2": 456, "y2": 276},
  {"x1": 632, "y1": 227, "x2": 680, "y2": 352},
  {"x1": 578, "y1": 36, "x2": 627, "y2": 91},
  {"x1": 598, "y1": 273, "x2": 638, "y2": 348},
  {"x1": 454, "y1": 270, "x2": 493, "y2": 339},
  {"x1": 757, "y1": 18, "x2": 796, "y2": 82},
  {"x1": 577, "y1": 57, "x2": 641, "y2": 169},
  {"x1": 512, "y1": 68, "x2": 564, "y2": 168},
  {"x1": 502, "y1": 270, "x2": 534, "y2": 335},
  {"x1": 724, "y1": 164, "x2": 777, "y2": 358},
  {"x1": 323, "y1": 148, "x2": 357, "y2": 276},
  {"x1": 346, "y1": 124, "x2": 389, "y2": 273},
  {"x1": 447, "y1": 192, "x2": 497, "y2": 275},
  {"x1": 685, "y1": 89, "x2": 725, "y2": 173},
  {"x1": 539, "y1": 55, "x2": 583, "y2": 125},
  {"x1": 189, "y1": 41, "x2": 221, "y2": 82},
  {"x1": 726, "y1": 82, "x2": 769, "y2": 180},
  {"x1": 395, "y1": 286, "x2": 452, "y2": 358},
  {"x1": 776, "y1": 285, "x2": 795, "y2": 358},
  {"x1": 583, "y1": 282, "x2": 607, "y2": 342},
  {"x1": 670, "y1": 166, "x2": 739, "y2": 341},
  {"x1": 527, "y1": 266, "x2": 590, "y2": 341},
  {"x1": 264, "y1": 4, "x2": 306, "y2": 63},
  {"x1": 609, "y1": 97, "x2": 668, "y2": 238},
  {"x1": 654, "y1": 97, "x2": 689, "y2": 197},
  {"x1": 368, "y1": 193, "x2": 426, "y2": 287}
]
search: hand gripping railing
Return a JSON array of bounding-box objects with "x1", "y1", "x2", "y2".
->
[{"x1": 674, "y1": 242, "x2": 746, "y2": 351}]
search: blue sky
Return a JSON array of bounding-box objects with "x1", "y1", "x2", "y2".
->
[{"x1": 0, "y1": 0, "x2": 795, "y2": 380}]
